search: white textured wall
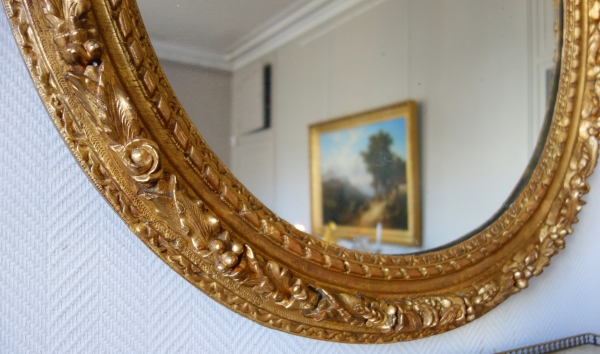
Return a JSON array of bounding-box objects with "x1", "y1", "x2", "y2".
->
[{"x1": 1, "y1": 8, "x2": 599, "y2": 354}]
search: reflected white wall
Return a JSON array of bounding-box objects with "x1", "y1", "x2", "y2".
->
[{"x1": 231, "y1": 0, "x2": 537, "y2": 252}]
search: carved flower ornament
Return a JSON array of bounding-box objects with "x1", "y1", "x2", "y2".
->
[{"x1": 121, "y1": 138, "x2": 162, "y2": 183}]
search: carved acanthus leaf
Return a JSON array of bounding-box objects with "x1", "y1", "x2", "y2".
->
[
  {"x1": 251, "y1": 261, "x2": 314, "y2": 309},
  {"x1": 41, "y1": 0, "x2": 102, "y2": 67}
]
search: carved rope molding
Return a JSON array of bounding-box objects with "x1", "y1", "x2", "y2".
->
[{"x1": 3, "y1": 0, "x2": 598, "y2": 343}]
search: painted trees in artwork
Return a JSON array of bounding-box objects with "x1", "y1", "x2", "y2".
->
[
  {"x1": 322, "y1": 128, "x2": 409, "y2": 230},
  {"x1": 360, "y1": 130, "x2": 408, "y2": 229},
  {"x1": 361, "y1": 131, "x2": 406, "y2": 198}
]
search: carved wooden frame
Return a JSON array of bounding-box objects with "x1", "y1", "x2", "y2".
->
[{"x1": 3, "y1": 0, "x2": 598, "y2": 343}]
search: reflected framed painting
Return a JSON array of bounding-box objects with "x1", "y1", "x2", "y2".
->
[{"x1": 310, "y1": 101, "x2": 420, "y2": 246}]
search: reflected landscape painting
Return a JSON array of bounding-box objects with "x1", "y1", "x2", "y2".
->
[
  {"x1": 321, "y1": 119, "x2": 408, "y2": 229},
  {"x1": 310, "y1": 101, "x2": 420, "y2": 245}
]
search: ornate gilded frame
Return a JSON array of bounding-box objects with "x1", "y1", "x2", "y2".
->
[{"x1": 3, "y1": 0, "x2": 598, "y2": 343}]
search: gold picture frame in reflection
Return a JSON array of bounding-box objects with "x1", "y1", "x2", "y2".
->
[{"x1": 310, "y1": 101, "x2": 421, "y2": 246}]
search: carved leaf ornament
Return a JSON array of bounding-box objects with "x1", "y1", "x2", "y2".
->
[{"x1": 4, "y1": 0, "x2": 599, "y2": 343}]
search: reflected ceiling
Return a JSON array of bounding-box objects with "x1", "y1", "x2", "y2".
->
[{"x1": 138, "y1": 0, "x2": 310, "y2": 56}]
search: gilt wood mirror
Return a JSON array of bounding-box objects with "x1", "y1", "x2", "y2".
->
[{"x1": 3, "y1": 0, "x2": 598, "y2": 343}]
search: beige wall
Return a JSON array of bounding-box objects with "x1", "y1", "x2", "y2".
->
[
  {"x1": 231, "y1": 0, "x2": 541, "y2": 252},
  {"x1": 161, "y1": 60, "x2": 232, "y2": 167}
]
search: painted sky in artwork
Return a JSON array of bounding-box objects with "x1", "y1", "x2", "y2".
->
[{"x1": 320, "y1": 117, "x2": 406, "y2": 197}]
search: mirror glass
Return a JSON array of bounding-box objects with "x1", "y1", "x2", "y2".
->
[{"x1": 137, "y1": 0, "x2": 559, "y2": 254}]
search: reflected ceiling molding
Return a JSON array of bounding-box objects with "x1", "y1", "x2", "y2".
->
[
  {"x1": 152, "y1": 0, "x2": 367, "y2": 72},
  {"x1": 151, "y1": 39, "x2": 232, "y2": 71},
  {"x1": 298, "y1": 0, "x2": 389, "y2": 46},
  {"x1": 227, "y1": 0, "x2": 367, "y2": 70}
]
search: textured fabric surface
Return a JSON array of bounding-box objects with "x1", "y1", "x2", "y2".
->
[{"x1": 0, "y1": 12, "x2": 599, "y2": 354}]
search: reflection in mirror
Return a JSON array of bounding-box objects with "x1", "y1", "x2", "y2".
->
[{"x1": 137, "y1": 0, "x2": 559, "y2": 254}]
